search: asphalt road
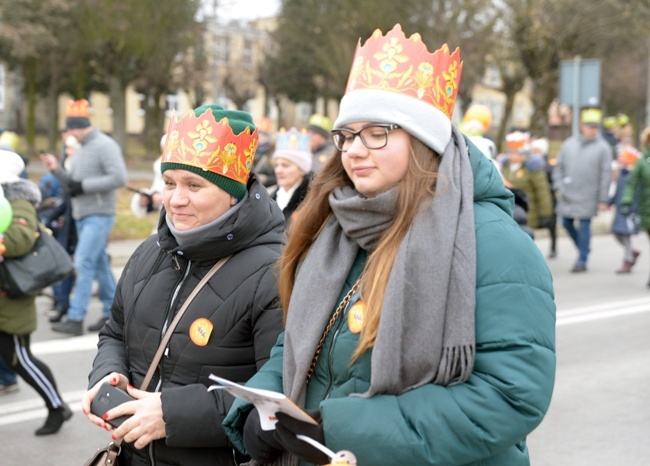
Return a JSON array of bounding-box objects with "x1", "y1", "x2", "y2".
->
[{"x1": 1, "y1": 224, "x2": 650, "y2": 465}]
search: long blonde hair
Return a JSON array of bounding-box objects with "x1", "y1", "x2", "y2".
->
[{"x1": 279, "y1": 137, "x2": 441, "y2": 359}]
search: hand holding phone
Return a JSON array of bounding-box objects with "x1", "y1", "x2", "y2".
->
[{"x1": 90, "y1": 382, "x2": 135, "y2": 428}]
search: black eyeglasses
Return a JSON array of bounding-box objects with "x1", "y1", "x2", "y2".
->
[{"x1": 331, "y1": 124, "x2": 401, "y2": 152}]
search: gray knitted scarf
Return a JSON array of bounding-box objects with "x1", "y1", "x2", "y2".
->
[{"x1": 249, "y1": 127, "x2": 476, "y2": 466}]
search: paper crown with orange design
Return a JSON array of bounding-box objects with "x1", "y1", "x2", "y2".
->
[
  {"x1": 65, "y1": 99, "x2": 91, "y2": 129},
  {"x1": 505, "y1": 131, "x2": 531, "y2": 152},
  {"x1": 272, "y1": 128, "x2": 313, "y2": 174},
  {"x1": 617, "y1": 146, "x2": 641, "y2": 167},
  {"x1": 334, "y1": 24, "x2": 462, "y2": 154},
  {"x1": 160, "y1": 104, "x2": 258, "y2": 200}
]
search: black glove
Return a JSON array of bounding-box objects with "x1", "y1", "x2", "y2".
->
[
  {"x1": 68, "y1": 180, "x2": 83, "y2": 197},
  {"x1": 274, "y1": 409, "x2": 329, "y2": 465},
  {"x1": 619, "y1": 204, "x2": 633, "y2": 217},
  {"x1": 243, "y1": 407, "x2": 283, "y2": 463}
]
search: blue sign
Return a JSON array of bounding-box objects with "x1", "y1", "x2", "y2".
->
[{"x1": 559, "y1": 58, "x2": 601, "y2": 107}]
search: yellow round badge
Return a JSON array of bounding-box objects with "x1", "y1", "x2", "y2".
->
[
  {"x1": 189, "y1": 318, "x2": 213, "y2": 346},
  {"x1": 347, "y1": 301, "x2": 366, "y2": 334}
]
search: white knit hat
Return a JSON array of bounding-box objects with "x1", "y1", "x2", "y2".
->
[
  {"x1": 335, "y1": 90, "x2": 452, "y2": 155},
  {"x1": 272, "y1": 149, "x2": 312, "y2": 174},
  {"x1": 0, "y1": 149, "x2": 25, "y2": 183}
]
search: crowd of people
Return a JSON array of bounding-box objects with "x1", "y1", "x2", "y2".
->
[{"x1": 0, "y1": 19, "x2": 649, "y2": 466}]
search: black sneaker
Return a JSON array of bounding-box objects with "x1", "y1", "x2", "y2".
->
[
  {"x1": 87, "y1": 317, "x2": 109, "y2": 332},
  {"x1": 51, "y1": 320, "x2": 83, "y2": 336},
  {"x1": 48, "y1": 305, "x2": 68, "y2": 323},
  {"x1": 35, "y1": 403, "x2": 72, "y2": 436},
  {"x1": 570, "y1": 264, "x2": 587, "y2": 273}
]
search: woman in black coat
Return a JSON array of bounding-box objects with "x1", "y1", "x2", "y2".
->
[{"x1": 81, "y1": 105, "x2": 285, "y2": 466}]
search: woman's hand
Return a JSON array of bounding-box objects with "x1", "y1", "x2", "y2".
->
[
  {"x1": 81, "y1": 372, "x2": 129, "y2": 431},
  {"x1": 109, "y1": 386, "x2": 166, "y2": 450}
]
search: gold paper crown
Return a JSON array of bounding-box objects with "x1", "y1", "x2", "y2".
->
[
  {"x1": 66, "y1": 99, "x2": 90, "y2": 117},
  {"x1": 161, "y1": 109, "x2": 258, "y2": 188},
  {"x1": 344, "y1": 24, "x2": 462, "y2": 119},
  {"x1": 580, "y1": 108, "x2": 602, "y2": 125},
  {"x1": 276, "y1": 128, "x2": 311, "y2": 153}
]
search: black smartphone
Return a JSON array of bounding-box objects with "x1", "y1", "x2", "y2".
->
[{"x1": 90, "y1": 382, "x2": 135, "y2": 428}]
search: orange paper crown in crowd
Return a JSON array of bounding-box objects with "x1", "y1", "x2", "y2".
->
[
  {"x1": 161, "y1": 109, "x2": 258, "y2": 187},
  {"x1": 505, "y1": 131, "x2": 530, "y2": 151},
  {"x1": 617, "y1": 146, "x2": 641, "y2": 167},
  {"x1": 344, "y1": 24, "x2": 462, "y2": 119},
  {"x1": 66, "y1": 99, "x2": 90, "y2": 117}
]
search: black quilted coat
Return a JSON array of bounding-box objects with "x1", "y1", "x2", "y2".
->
[{"x1": 88, "y1": 175, "x2": 285, "y2": 466}]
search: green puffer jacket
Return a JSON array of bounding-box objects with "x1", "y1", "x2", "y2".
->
[
  {"x1": 501, "y1": 158, "x2": 553, "y2": 229},
  {"x1": 224, "y1": 141, "x2": 556, "y2": 466},
  {"x1": 622, "y1": 148, "x2": 650, "y2": 230},
  {"x1": 0, "y1": 181, "x2": 41, "y2": 336}
]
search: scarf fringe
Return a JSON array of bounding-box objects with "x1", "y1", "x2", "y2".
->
[{"x1": 435, "y1": 344, "x2": 476, "y2": 386}]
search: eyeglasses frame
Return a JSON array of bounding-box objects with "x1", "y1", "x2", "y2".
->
[{"x1": 330, "y1": 124, "x2": 401, "y2": 152}]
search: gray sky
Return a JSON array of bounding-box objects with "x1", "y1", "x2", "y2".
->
[{"x1": 216, "y1": 0, "x2": 280, "y2": 21}]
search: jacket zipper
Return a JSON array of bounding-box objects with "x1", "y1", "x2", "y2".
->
[{"x1": 145, "y1": 257, "x2": 191, "y2": 466}]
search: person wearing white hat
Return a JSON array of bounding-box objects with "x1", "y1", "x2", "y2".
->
[{"x1": 270, "y1": 128, "x2": 313, "y2": 226}]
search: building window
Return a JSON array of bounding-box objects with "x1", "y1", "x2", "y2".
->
[
  {"x1": 243, "y1": 40, "x2": 253, "y2": 69},
  {"x1": 0, "y1": 65, "x2": 5, "y2": 112},
  {"x1": 216, "y1": 36, "x2": 230, "y2": 65},
  {"x1": 165, "y1": 94, "x2": 179, "y2": 117},
  {"x1": 486, "y1": 65, "x2": 501, "y2": 88}
]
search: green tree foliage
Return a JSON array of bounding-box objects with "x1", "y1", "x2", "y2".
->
[
  {"x1": 129, "y1": 0, "x2": 203, "y2": 156},
  {"x1": 0, "y1": 0, "x2": 200, "y2": 157},
  {"x1": 264, "y1": 0, "x2": 498, "y2": 128},
  {"x1": 77, "y1": 0, "x2": 201, "y2": 155},
  {"x1": 501, "y1": 0, "x2": 650, "y2": 135},
  {"x1": 0, "y1": 0, "x2": 77, "y2": 152},
  {"x1": 265, "y1": 0, "x2": 427, "y2": 105}
]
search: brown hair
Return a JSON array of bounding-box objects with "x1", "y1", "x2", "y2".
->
[{"x1": 279, "y1": 137, "x2": 441, "y2": 359}]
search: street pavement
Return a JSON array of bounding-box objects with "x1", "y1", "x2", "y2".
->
[{"x1": 2, "y1": 211, "x2": 650, "y2": 465}]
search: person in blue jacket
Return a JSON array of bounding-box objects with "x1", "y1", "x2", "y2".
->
[{"x1": 224, "y1": 24, "x2": 556, "y2": 466}]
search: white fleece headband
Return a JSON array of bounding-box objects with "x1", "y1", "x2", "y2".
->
[
  {"x1": 334, "y1": 89, "x2": 452, "y2": 155},
  {"x1": 0, "y1": 150, "x2": 25, "y2": 183},
  {"x1": 272, "y1": 149, "x2": 313, "y2": 174}
]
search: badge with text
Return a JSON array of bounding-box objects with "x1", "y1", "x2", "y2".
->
[
  {"x1": 189, "y1": 318, "x2": 213, "y2": 346},
  {"x1": 347, "y1": 301, "x2": 366, "y2": 334}
]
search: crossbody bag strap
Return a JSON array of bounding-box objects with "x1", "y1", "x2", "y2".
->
[
  {"x1": 108, "y1": 255, "x2": 231, "y2": 457},
  {"x1": 140, "y1": 254, "x2": 232, "y2": 390}
]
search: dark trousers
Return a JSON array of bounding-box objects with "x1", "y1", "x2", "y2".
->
[{"x1": 0, "y1": 331, "x2": 64, "y2": 411}]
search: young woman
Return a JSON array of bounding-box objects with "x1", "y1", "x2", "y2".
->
[
  {"x1": 223, "y1": 25, "x2": 556, "y2": 466},
  {"x1": 81, "y1": 105, "x2": 285, "y2": 465}
]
